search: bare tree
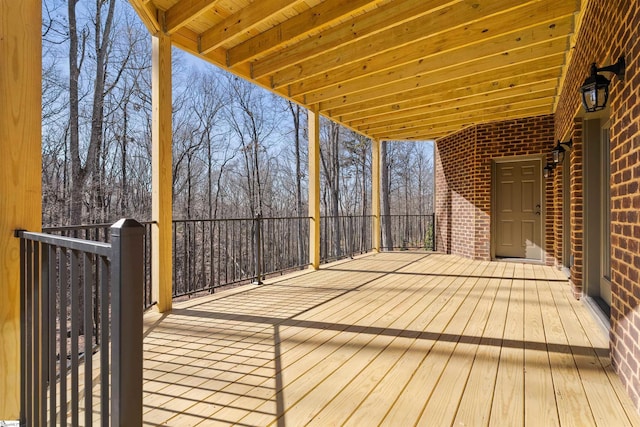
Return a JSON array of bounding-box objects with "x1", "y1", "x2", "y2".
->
[
  {"x1": 320, "y1": 120, "x2": 342, "y2": 258},
  {"x1": 287, "y1": 101, "x2": 307, "y2": 261},
  {"x1": 381, "y1": 140, "x2": 393, "y2": 250},
  {"x1": 226, "y1": 77, "x2": 279, "y2": 217}
]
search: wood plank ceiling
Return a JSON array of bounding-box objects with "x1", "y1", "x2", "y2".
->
[{"x1": 128, "y1": 0, "x2": 581, "y2": 141}]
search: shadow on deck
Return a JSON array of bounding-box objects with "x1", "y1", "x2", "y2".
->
[{"x1": 139, "y1": 252, "x2": 640, "y2": 426}]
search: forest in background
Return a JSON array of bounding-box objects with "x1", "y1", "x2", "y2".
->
[{"x1": 41, "y1": 0, "x2": 435, "y2": 229}]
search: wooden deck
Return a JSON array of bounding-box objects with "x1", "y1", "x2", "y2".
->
[{"x1": 140, "y1": 252, "x2": 640, "y2": 426}]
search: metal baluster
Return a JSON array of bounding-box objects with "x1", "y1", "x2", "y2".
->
[
  {"x1": 40, "y1": 243, "x2": 49, "y2": 426},
  {"x1": 25, "y1": 239, "x2": 34, "y2": 424},
  {"x1": 19, "y1": 234, "x2": 27, "y2": 425},
  {"x1": 48, "y1": 246, "x2": 56, "y2": 427},
  {"x1": 100, "y1": 255, "x2": 109, "y2": 427},
  {"x1": 84, "y1": 253, "x2": 93, "y2": 426},
  {"x1": 70, "y1": 250, "x2": 80, "y2": 426},
  {"x1": 32, "y1": 242, "x2": 41, "y2": 427},
  {"x1": 59, "y1": 249, "x2": 68, "y2": 427}
]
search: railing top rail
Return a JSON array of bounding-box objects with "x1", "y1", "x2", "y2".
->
[
  {"x1": 381, "y1": 214, "x2": 435, "y2": 217},
  {"x1": 172, "y1": 216, "x2": 312, "y2": 223},
  {"x1": 16, "y1": 230, "x2": 112, "y2": 257},
  {"x1": 320, "y1": 215, "x2": 374, "y2": 219},
  {"x1": 257, "y1": 216, "x2": 312, "y2": 221},
  {"x1": 43, "y1": 221, "x2": 154, "y2": 232}
]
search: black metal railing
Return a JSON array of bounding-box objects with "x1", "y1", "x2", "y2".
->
[
  {"x1": 320, "y1": 215, "x2": 373, "y2": 263},
  {"x1": 256, "y1": 215, "x2": 310, "y2": 282},
  {"x1": 172, "y1": 216, "x2": 310, "y2": 296},
  {"x1": 17, "y1": 219, "x2": 144, "y2": 426},
  {"x1": 42, "y1": 214, "x2": 435, "y2": 305},
  {"x1": 380, "y1": 214, "x2": 435, "y2": 251},
  {"x1": 43, "y1": 222, "x2": 154, "y2": 310}
]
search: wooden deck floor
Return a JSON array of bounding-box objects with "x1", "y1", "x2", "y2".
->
[{"x1": 140, "y1": 252, "x2": 640, "y2": 426}]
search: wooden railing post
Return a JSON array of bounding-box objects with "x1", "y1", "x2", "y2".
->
[
  {"x1": 110, "y1": 218, "x2": 144, "y2": 425},
  {"x1": 372, "y1": 140, "x2": 381, "y2": 252}
]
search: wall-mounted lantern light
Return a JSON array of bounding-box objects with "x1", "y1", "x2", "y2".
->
[
  {"x1": 579, "y1": 56, "x2": 625, "y2": 112},
  {"x1": 543, "y1": 162, "x2": 556, "y2": 179},
  {"x1": 551, "y1": 139, "x2": 573, "y2": 164}
]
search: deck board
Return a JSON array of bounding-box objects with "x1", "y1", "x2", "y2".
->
[
  {"x1": 452, "y1": 262, "x2": 508, "y2": 426},
  {"x1": 524, "y1": 280, "x2": 560, "y2": 426},
  {"x1": 64, "y1": 252, "x2": 640, "y2": 426},
  {"x1": 490, "y1": 271, "x2": 524, "y2": 426},
  {"x1": 539, "y1": 277, "x2": 597, "y2": 426},
  {"x1": 549, "y1": 277, "x2": 635, "y2": 426}
]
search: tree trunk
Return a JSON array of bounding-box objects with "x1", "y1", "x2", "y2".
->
[
  {"x1": 68, "y1": 0, "x2": 82, "y2": 224},
  {"x1": 68, "y1": 0, "x2": 117, "y2": 225},
  {"x1": 320, "y1": 121, "x2": 342, "y2": 258},
  {"x1": 381, "y1": 141, "x2": 393, "y2": 250},
  {"x1": 361, "y1": 141, "x2": 368, "y2": 251},
  {"x1": 288, "y1": 102, "x2": 306, "y2": 266},
  {"x1": 121, "y1": 103, "x2": 128, "y2": 214}
]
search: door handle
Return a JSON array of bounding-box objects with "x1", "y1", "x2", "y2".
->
[{"x1": 535, "y1": 204, "x2": 541, "y2": 215}]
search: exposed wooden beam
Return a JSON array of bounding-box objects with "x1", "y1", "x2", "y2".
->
[
  {"x1": 251, "y1": 0, "x2": 456, "y2": 79},
  {"x1": 366, "y1": 102, "x2": 554, "y2": 139},
  {"x1": 305, "y1": 38, "x2": 567, "y2": 105},
  {"x1": 284, "y1": 11, "x2": 575, "y2": 95},
  {"x1": 554, "y1": 0, "x2": 587, "y2": 112},
  {"x1": 315, "y1": 47, "x2": 566, "y2": 111},
  {"x1": 386, "y1": 124, "x2": 469, "y2": 141},
  {"x1": 276, "y1": 0, "x2": 573, "y2": 90},
  {"x1": 170, "y1": 26, "x2": 280, "y2": 101},
  {"x1": 0, "y1": 1, "x2": 42, "y2": 418},
  {"x1": 358, "y1": 96, "x2": 556, "y2": 134},
  {"x1": 227, "y1": 0, "x2": 382, "y2": 66},
  {"x1": 327, "y1": 69, "x2": 560, "y2": 118},
  {"x1": 351, "y1": 90, "x2": 558, "y2": 131},
  {"x1": 371, "y1": 105, "x2": 552, "y2": 140},
  {"x1": 165, "y1": 0, "x2": 221, "y2": 34},
  {"x1": 129, "y1": 0, "x2": 160, "y2": 34},
  {"x1": 338, "y1": 79, "x2": 558, "y2": 123},
  {"x1": 127, "y1": 0, "x2": 581, "y2": 145},
  {"x1": 199, "y1": 0, "x2": 302, "y2": 54}
]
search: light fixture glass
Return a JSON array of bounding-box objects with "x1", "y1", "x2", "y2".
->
[
  {"x1": 579, "y1": 57, "x2": 625, "y2": 113},
  {"x1": 551, "y1": 139, "x2": 573, "y2": 164},
  {"x1": 543, "y1": 162, "x2": 555, "y2": 179}
]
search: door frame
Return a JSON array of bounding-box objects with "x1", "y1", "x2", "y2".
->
[
  {"x1": 491, "y1": 154, "x2": 546, "y2": 262},
  {"x1": 583, "y1": 117, "x2": 612, "y2": 315}
]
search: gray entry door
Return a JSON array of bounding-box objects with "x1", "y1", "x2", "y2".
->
[{"x1": 495, "y1": 159, "x2": 543, "y2": 260}]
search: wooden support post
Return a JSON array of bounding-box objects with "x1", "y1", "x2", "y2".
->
[
  {"x1": 0, "y1": 1, "x2": 42, "y2": 419},
  {"x1": 372, "y1": 140, "x2": 381, "y2": 252},
  {"x1": 152, "y1": 23, "x2": 173, "y2": 313},
  {"x1": 308, "y1": 105, "x2": 321, "y2": 269}
]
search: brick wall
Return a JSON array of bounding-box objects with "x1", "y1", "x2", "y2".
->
[
  {"x1": 435, "y1": 126, "x2": 476, "y2": 258},
  {"x1": 435, "y1": 114, "x2": 555, "y2": 262},
  {"x1": 554, "y1": 0, "x2": 640, "y2": 409},
  {"x1": 569, "y1": 119, "x2": 584, "y2": 298}
]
